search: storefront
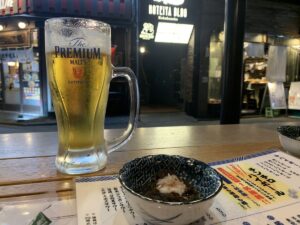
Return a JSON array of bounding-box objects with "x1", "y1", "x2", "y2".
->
[
  {"x1": 136, "y1": 0, "x2": 300, "y2": 120},
  {"x1": 0, "y1": 13, "x2": 42, "y2": 117},
  {"x1": 0, "y1": 44, "x2": 41, "y2": 114},
  {"x1": 138, "y1": 0, "x2": 199, "y2": 108},
  {"x1": 207, "y1": 32, "x2": 300, "y2": 117},
  {"x1": 0, "y1": 0, "x2": 135, "y2": 118},
  {"x1": 192, "y1": 0, "x2": 300, "y2": 119}
]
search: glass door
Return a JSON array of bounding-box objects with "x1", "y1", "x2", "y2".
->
[{"x1": 2, "y1": 61, "x2": 21, "y2": 111}]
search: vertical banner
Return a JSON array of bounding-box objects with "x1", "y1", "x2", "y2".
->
[
  {"x1": 97, "y1": 0, "x2": 104, "y2": 15},
  {"x1": 26, "y1": 0, "x2": 32, "y2": 13},
  {"x1": 61, "y1": 0, "x2": 68, "y2": 12},
  {"x1": 73, "y1": 0, "x2": 80, "y2": 13},
  {"x1": 48, "y1": 0, "x2": 55, "y2": 10},
  {"x1": 109, "y1": 0, "x2": 114, "y2": 14},
  {"x1": 266, "y1": 46, "x2": 287, "y2": 82},
  {"x1": 120, "y1": 0, "x2": 126, "y2": 15},
  {"x1": 86, "y1": 0, "x2": 92, "y2": 14}
]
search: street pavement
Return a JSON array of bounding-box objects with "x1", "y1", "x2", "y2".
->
[{"x1": 0, "y1": 111, "x2": 299, "y2": 134}]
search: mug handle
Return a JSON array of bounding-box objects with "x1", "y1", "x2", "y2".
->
[{"x1": 107, "y1": 67, "x2": 140, "y2": 153}]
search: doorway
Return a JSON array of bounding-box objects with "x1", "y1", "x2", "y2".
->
[
  {"x1": 1, "y1": 61, "x2": 21, "y2": 111},
  {"x1": 141, "y1": 43, "x2": 187, "y2": 110},
  {"x1": 0, "y1": 60, "x2": 42, "y2": 115}
]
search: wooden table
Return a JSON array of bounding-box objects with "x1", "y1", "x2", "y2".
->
[{"x1": 0, "y1": 124, "x2": 282, "y2": 203}]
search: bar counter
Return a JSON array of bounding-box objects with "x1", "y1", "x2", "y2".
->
[{"x1": 0, "y1": 124, "x2": 282, "y2": 202}]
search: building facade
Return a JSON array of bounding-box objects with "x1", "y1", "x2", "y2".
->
[
  {"x1": 137, "y1": 0, "x2": 300, "y2": 119},
  {"x1": 0, "y1": 0, "x2": 136, "y2": 118}
]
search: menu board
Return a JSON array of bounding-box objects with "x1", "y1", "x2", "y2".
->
[
  {"x1": 1, "y1": 150, "x2": 300, "y2": 225},
  {"x1": 288, "y1": 82, "x2": 300, "y2": 110},
  {"x1": 268, "y1": 82, "x2": 287, "y2": 109}
]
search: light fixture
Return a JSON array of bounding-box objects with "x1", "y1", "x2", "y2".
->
[
  {"x1": 18, "y1": 21, "x2": 27, "y2": 29},
  {"x1": 243, "y1": 42, "x2": 249, "y2": 48},
  {"x1": 218, "y1": 31, "x2": 224, "y2": 42},
  {"x1": 139, "y1": 46, "x2": 146, "y2": 54},
  {"x1": 0, "y1": 24, "x2": 4, "y2": 31},
  {"x1": 154, "y1": 22, "x2": 194, "y2": 44},
  {"x1": 7, "y1": 62, "x2": 16, "y2": 66},
  {"x1": 292, "y1": 45, "x2": 300, "y2": 50}
]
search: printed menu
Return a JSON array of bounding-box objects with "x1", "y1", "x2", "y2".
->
[{"x1": 1, "y1": 149, "x2": 300, "y2": 225}]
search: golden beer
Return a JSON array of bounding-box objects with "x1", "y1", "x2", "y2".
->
[
  {"x1": 45, "y1": 18, "x2": 139, "y2": 175},
  {"x1": 47, "y1": 52, "x2": 111, "y2": 172},
  {"x1": 48, "y1": 53, "x2": 110, "y2": 149}
]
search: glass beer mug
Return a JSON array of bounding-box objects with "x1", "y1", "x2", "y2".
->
[{"x1": 45, "y1": 18, "x2": 139, "y2": 175}]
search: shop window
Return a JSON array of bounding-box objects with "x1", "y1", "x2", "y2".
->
[{"x1": 208, "y1": 32, "x2": 223, "y2": 105}]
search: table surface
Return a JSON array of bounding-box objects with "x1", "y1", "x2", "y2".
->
[{"x1": 0, "y1": 123, "x2": 283, "y2": 203}]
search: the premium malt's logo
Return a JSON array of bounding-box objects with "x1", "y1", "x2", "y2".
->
[
  {"x1": 54, "y1": 46, "x2": 101, "y2": 59},
  {"x1": 54, "y1": 38, "x2": 101, "y2": 59},
  {"x1": 73, "y1": 67, "x2": 84, "y2": 79},
  {"x1": 54, "y1": 37, "x2": 101, "y2": 84},
  {"x1": 69, "y1": 38, "x2": 88, "y2": 47},
  {"x1": 54, "y1": 38, "x2": 101, "y2": 82}
]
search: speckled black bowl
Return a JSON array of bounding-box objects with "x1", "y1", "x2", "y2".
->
[
  {"x1": 277, "y1": 126, "x2": 300, "y2": 140},
  {"x1": 119, "y1": 155, "x2": 223, "y2": 225},
  {"x1": 277, "y1": 126, "x2": 300, "y2": 157}
]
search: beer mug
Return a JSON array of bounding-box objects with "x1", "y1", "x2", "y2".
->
[{"x1": 45, "y1": 18, "x2": 139, "y2": 175}]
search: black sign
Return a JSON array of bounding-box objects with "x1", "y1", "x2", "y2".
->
[
  {"x1": 0, "y1": 30, "x2": 30, "y2": 48},
  {"x1": 139, "y1": 0, "x2": 195, "y2": 43}
]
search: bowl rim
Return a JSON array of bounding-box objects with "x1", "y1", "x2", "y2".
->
[
  {"x1": 118, "y1": 154, "x2": 223, "y2": 206},
  {"x1": 277, "y1": 126, "x2": 300, "y2": 141}
]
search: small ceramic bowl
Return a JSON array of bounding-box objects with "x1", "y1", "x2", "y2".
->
[
  {"x1": 277, "y1": 126, "x2": 300, "y2": 157},
  {"x1": 118, "y1": 154, "x2": 223, "y2": 225}
]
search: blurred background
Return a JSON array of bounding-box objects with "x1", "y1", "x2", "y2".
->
[{"x1": 0, "y1": 0, "x2": 299, "y2": 133}]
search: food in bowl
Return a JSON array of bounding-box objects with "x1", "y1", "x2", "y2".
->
[
  {"x1": 277, "y1": 126, "x2": 300, "y2": 157},
  {"x1": 142, "y1": 171, "x2": 199, "y2": 202},
  {"x1": 118, "y1": 154, "x2": 223, "y2": 225}
]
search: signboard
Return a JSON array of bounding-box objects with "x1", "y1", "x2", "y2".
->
[
  {"x1": 154, "y1": 22, "x2": 193, "y2": 44},
  {"x1": 139, "y1": 0, "x2": 194, "y2": 44},
  {"x1": 0, "y1": 48, "x2": 34, "y2": 63},
  {"x1": 0, "y1": 30, "x2": 30, "y2": 48},
  {"x1": 0, "y1": 0, "x2": 13, "y2": 9},
  {"x1": 267, "y1": 82, "x2": 287, "y2": 109},
  {"x1": 148, "y1": 0, "x2": 187, "y2": 21},
  {"x1": 139, "y1": 23, "x2": 155, "y2": 40},
  {"x1": 0, "y1": 0, "x2": 25, "y2": 15},
  {"x1": 288, "y1": 82, "x2": 300, "y2": 110}
]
